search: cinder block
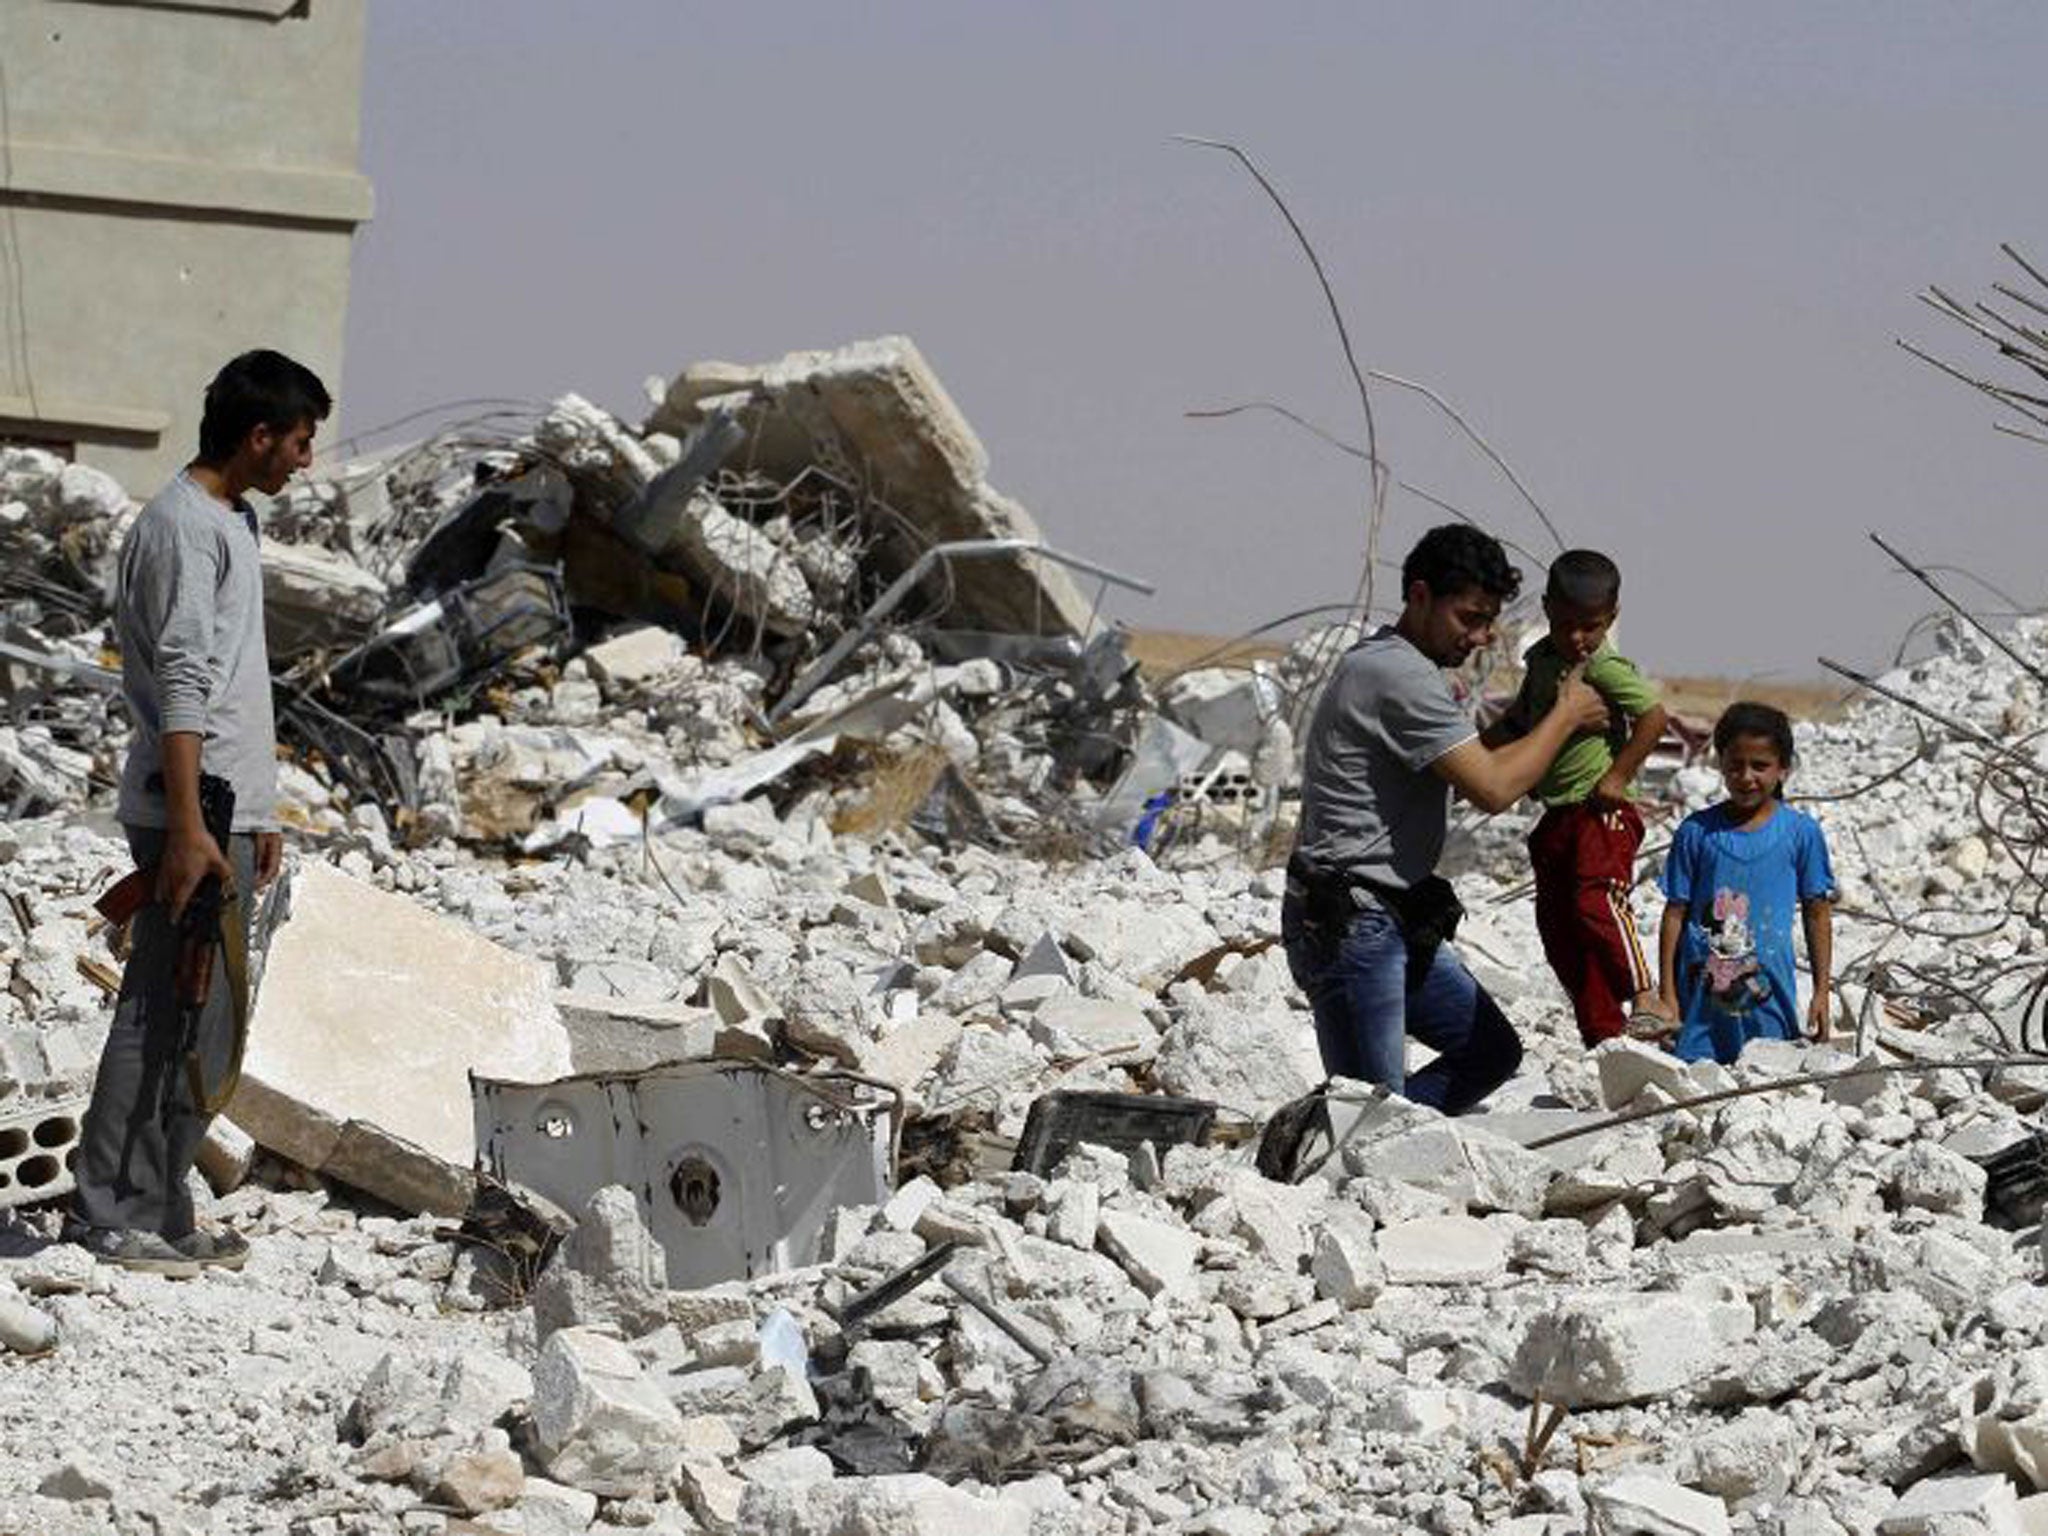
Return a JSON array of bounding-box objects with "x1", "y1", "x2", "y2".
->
[{"x1": 0, "y1": 1094, "x2": 87, "y2": 1209}]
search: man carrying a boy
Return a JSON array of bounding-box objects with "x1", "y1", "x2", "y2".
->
[
  {"x1": 1283, "y1": 525, "x2": 1610, "y2": 1112},
  {"x1": 65, "y1": 350, "x2": 329, "y2": 1276},
  {"x1": 1486, "y1": 550, "x2": 1667, "y2": 1045}
]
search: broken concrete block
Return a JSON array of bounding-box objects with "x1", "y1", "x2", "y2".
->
[
  {"x1": 653, "y1": 336, "x2": 1096, "y2": 637},
  {"x1": 1680, "y1": 1407, "x2": 1800, "y2": 1501},
  {"x1": 1047, "y1": 1180, "x2": 1100, "y2": 1251},
  {"x1": 1893, "y1": 1141, "x2": 1989, "y2": 1218},
  {"x1": 1374, "y1": 1215, "x2": 1506, "y2": 1285},
  {"x1": 1027, "y1": 996, "x2": 1158, "y2": 1064},
  {"x1": 672, "y1": 491, "x2": 814, "y2": 637},
  {"x1": 1878, "y1": 1473, "x2": 2025, "y2": 1535},
  {"x1": 1311, "y1": 1208, "x2": 1384, "y2": 1308},
  {"x1": 516, "y1": 1477, "x2": 600, "y2": 1536},
  {"x1": 195, "y1": 1115, "x2": 255, "y2": 1196},
  {"x1": 1096, "y1": 1208, "x2": 1201, "y2": 1300},
  {"x1": 531, "y1": 1327, "x2": 686, "y2": 1499},
  {"x1": 1594, "y1": 1039, "x2": 1695, "y2": 1110},
  {"x1": 736, "y1": 1470, "x2": 1036, "y2": 1536},
  {"x1": 432, "y1": 1448, "x2": 525, "y2": 1516},
  {"x1": 531, "y1": 1185, "x2": 671, "y2": 1343},
  {"x1": 1153, "y1": 997, "x2": 1321, "y2": 1116},
  {"x1": 1511, "y1": 1292, "x2": 1736, "y2": 1408},
  {"x1": 1587, "y1": 1474, "x2": 1732, "y2": 1536},
  {"x1": 261, "y1": 539, "x2": 389, "y2": 659},
  {"x1": 554, "y1": 992, "x2": 732, "y2": 1074},
  {"x1": 584, "y1": 625, "x2": 687, "y2": 694},
  {"x1": 232, "y1": 863, "x2": 569, "y2": 1216}
]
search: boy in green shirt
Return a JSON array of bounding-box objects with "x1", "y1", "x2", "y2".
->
[{"x1": 1486, "y1": 550, "x2": 1668, "y2": 1044}]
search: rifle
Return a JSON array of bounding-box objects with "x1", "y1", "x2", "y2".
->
[{"x1": 92, "y1": 773, "x2": 247, "y2": 1114}]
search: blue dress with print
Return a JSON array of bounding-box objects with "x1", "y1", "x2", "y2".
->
[{"x1": 1659, "y1": 802, "x2": 1834, "y2": 1065}]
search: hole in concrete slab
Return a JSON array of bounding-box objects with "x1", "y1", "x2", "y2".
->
[
  {"x1": 535, "y1": 1104, "x2": 576, "y2": 1139},
  {"x1": 0, "y1": 1128, "x2": 25, "y2": 1159},
  {"x1": 670, "y1": 1157, "x2": 720, "y2": 1226},
  {"x1": 0, "y1": 1169, "x2": 10, "y2": 1190},
  {"x1": 32, "y1": 1116, "x2": 74, "y2": 1149},
  {"x1": 17, "y1": 1155, "x2": 57, "y2": 1188}
]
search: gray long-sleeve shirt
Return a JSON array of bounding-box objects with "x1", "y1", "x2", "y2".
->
[{"x1": 115, "y1": 470, "x2": 279, "y2": 832}]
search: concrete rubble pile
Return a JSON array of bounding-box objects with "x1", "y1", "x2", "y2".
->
[
  {"x1": 3, "y1": 338, "x2": 1306, "y2": 867},
  {"x1": 4, "y1": 353, "x2": 2048, "y2": 1530}
]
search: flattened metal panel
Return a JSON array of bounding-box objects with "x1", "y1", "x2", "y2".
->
[{"x1": 473, "y1": 1061, "x2": 892, "y2": 1289}]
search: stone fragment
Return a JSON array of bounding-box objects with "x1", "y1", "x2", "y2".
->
[
  {"x1": 1153, "y1": 997, "x2": 1320, "y2": 1115},
  {"x1": 1877, "y1": 1473, "x2": 2025, "y2": 1535},
  {"x1": 673, "y1": 490, "x2": 813, "y2": 636},
  {"x1": 1892, "y1": 1141, "x2": 1989, "y2": 1218},
  {"x1": 1512, "y1": 1292, "x2": 1743, "y2": 1408},
  {"x1": 531, "y1": 1327, "x2": 686, "y2": 1499},
  {"x1": 585, "y1": 625, "x2": 687, "y2": 692},
  {"x1": 736, "y1": 1469, "x2": 1036, "y2": 1536},
  {"x1": 1047, "y1": 1180, "x2": 1100, "y2": 1251},
  {"x1": 1310, "y1": 1208, "x2": 1384, "y2": 1308},
  {"x1": 432, "y1": 1449, "x2": 525, "y2": 1515},
  {"x1": 531, "y1": 1184, "x2": 670, "y2": 1343},
  {"x1": 516, "y1": 1477, "x2": 600, "y2": 1536},
  {"x1": 1028, "y1": 996, "x2": 1157, "y2": 1063},
  {"x1": 1587, "y1": 1474, "x2": 1732, "y2": 1536},
  {"x1": 232, "y1": 863, "x2": 569, "y2": 1215},
  {"x1": 652, "y1": 335, "x2": 1095, "y2": 635},
  {"x1": 1594, "y1": 1040, "x2": 1695, "y2": 1109},
  {"x1": 1096, "y1": 1208, "x2": 1201, "y2": 1299},
  {"x1": 1374, "y1": 1215, "x2": 1507, "y2": 1285}
]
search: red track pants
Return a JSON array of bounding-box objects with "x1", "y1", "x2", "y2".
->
[{"x1": 1528, "y1": 801, "x2": 1653, "y2": 1046}]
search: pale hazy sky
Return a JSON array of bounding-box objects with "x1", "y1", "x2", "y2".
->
[{"x1": 344, "y1": 3, "x2": 2048, "y2": 678}]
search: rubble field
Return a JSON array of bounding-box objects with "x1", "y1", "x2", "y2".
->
[{"x1": 0, "y1": 338, "x2": 2047, "y2": 1536}]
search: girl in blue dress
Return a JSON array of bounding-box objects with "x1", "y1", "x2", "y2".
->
[{"x1": 1649, "y1": 702, "x2": 1835, "y2": 1064}]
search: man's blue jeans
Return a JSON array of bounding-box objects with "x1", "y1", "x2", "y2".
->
[{"x1": 1282, "y1": 891, "x2": 1522, "y2": 1114}]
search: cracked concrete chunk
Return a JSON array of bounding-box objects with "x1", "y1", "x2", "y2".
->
[
  {"x1": 233, "y1": 863, "x2": 569, "y2": 1215},
  {"x1": 1096, "y1": 1208, "x2": 1200, "y2": 1300},
  {"x1": 1512, "y1": 1291, "x2": 1742, "y2": 1408},
  {"x1": 1878, "y1": 1472, "x2": 2025, "y2": 1535},
  {"x1": 532, "y1": 1327, "x2": 686, "y2": 1499},
  {"x1": 1587, "y1": 1473, "x2": 1732, "y2": 1536},
  {"x1": 1374, "y1": 1215, "x2": 1506, "y2": 1286}
]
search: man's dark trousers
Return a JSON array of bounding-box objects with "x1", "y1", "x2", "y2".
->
[{"x1": 71, "y1": 827, "x2": 255, "y2": 1240}]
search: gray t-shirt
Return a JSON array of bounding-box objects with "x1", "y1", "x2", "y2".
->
[
  {"x1": 115, "y1": 471, "x2": 279, "y2": 832},
  {"x1": 1292, "y1": 627, "x2": 1475, "y2": 891}
]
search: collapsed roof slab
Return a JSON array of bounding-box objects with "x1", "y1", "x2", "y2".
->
[{"x1": 647, "y1": 336, "x2": 1099, "y2": 637}]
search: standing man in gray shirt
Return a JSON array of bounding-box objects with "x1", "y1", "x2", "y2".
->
[
  {"x1": 67, "y1": 350, "x2": 328, "y2": 1275},
  {"x1": 1284, "y1": 525, "x2": 1609, "y2": 1112}
]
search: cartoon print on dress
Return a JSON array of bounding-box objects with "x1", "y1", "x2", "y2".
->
[{"x1": 1695, "y1": 888, "x2": 1770, "y2": 1014}]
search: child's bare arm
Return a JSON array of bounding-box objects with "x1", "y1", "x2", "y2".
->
[
  {"x1": 1802, "y1": 896, "x2": 1834, "y2": 1041},
  {"x1": 1591, "y1": 701, "x2": 1669, "y2": 809}
]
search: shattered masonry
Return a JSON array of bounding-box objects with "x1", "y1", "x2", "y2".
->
[{"x1": 1, "y1": 336, "x2": 2047, "y2": 1534}]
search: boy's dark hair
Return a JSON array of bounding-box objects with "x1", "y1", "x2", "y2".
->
[
  {"x1": 1714, "y1": 701, "x2": 1796, "y2": 791},
  {"x1": 197, "y1": 350, "x2": 331, "y2": 463},
  {"x1": 1400, "y1": 524, "x2": 1522, "y2": 603},
  {"x1": 1546, "y1": 549, "x2": 1621, "y2": 611}
]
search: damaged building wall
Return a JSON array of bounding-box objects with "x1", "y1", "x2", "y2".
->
[{"x1": 0, "y1": 1, "x2": 370, "y2": 488}]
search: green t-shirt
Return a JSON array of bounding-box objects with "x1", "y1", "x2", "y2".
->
[{"x1": 1506, "y1": 636, "x2": 1661, "y2": 807}]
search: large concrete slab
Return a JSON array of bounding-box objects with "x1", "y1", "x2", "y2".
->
[
  {"x1": 649, "y1": 336, "x2": 1097, "y2": 637},
  {"x1": 231, "y1": 862, "x2": 570, "y2": 1214}
]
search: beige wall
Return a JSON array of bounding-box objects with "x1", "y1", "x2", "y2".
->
[{"x1": 0, "y1": 0, "x2": 369, "y2": 490}]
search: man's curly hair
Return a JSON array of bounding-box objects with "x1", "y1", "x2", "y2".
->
[{"x1": 1399, "y1": 524, "x2": 1522, "y2": 603}]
